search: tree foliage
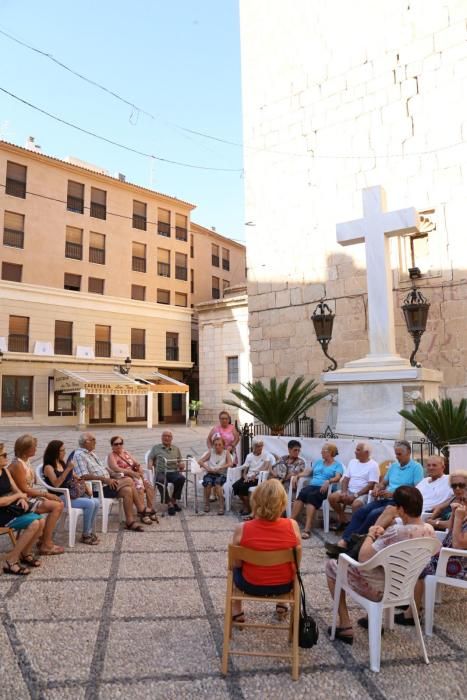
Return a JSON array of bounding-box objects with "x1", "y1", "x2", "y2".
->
[
  {"x1": 399, "y1": 398, "x2": 467, "y2": 449},
  {"x1": 225, "y1": 376, "x2": 329, "y2": 435}
]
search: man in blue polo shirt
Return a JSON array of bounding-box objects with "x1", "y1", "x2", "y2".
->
[{"x1": 325, "y1": 440, "x2": 423, "y2": 555}]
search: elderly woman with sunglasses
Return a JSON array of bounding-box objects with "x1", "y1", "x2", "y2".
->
[
  {"x1": 107, "y1": 436, "x2": 158, "y2": 522},
  {"x1": 425, "y1": 471, "x2": 467, "y2": 531}
]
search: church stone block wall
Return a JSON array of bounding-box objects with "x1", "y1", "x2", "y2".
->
[{"x1": 240, "y1": 0, "x2": 467, "y2": 430}]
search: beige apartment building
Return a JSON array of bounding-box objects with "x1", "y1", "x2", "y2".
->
[{"x1": 0, "y1": 140, "x2": 245, "y2": 427}]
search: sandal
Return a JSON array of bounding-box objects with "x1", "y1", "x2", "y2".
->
[
  {"x1": 125, "y1": 522, "x2": 144, "y2": 532},
  {"x1": 39, "y1": 545, "x2": 65, "y2": 556},
  {"x1": 302, "y1": 530, "x2": 311, "y2": 540},
  {"x1": 275, "y1": 604, "x2": 288, "y2": 620},
  {"x1": 147, "y1": 511, "x2": 159, "y2": 523},
  {"x1": 232, "y1": 612, "x2": 245, "y2": 625},
  {"x1": 204, "y1": 504, "x2": 210, "y2": 513},
  {"x1": 218, "y1": 509, "x2": 225, "y2": 516},
  {"x1": 80, "y1": 534, "x2": 99, "y2": 546},
  {"x1": 327, "y1": 625, "x2": 353, "y2": 645},
  {"x1": 3, "y1": 560, "x2": 31, "y2": 576},
  {"x1": 19, "y1": 554, "x2": 41, "y2": 567},
  {"x1": 138, "y1": 512, "x2": 152, "y2": 525}
]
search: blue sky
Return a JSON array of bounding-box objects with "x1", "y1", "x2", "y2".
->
[{"x1": 0, "y1": 0, "x2": 244, "y2": 240}]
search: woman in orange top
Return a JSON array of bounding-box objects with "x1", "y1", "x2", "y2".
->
[{"x1": 231, "y1": 479, "x2": 301, "y2": 623}]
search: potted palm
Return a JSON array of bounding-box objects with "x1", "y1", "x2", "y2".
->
[
  {"x1": 399, "y1": 398, "x2": 467, "y2": 459},
  {"x1": 189, "y1": 399, "x2": 202, "y2": 426},
  {"x1": 224, "y1": 376, "x2": 328, "y2": 435}
]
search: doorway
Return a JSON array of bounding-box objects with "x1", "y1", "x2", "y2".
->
[{"x1": 89, "y1": 395, "x2": 115, "y2": 423}]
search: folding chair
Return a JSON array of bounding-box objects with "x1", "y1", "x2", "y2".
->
[
  {"x1": 0, "y1": 527, "x2": 16, "y2": 546},
  {"x1": 221, "y1": 544, "x2": 302, "y2": 680}
]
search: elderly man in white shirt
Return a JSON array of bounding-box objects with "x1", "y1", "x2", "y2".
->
[
  {"x1": 232, "y1": 438, "x2": 274, "y2": 517},
  {"x1": 328, "y1": 442, "x2": 380, "y2": 531},
  {"x1": 415, "y1": 454, "x2": 452, "y2": 512}
]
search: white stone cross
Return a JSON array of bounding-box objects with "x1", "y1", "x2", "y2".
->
[{"x1": 336, "y1": 186, "x2": 420, "y2": 362}]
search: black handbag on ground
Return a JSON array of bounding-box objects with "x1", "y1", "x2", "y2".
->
[{"x1": 293, "y1": 548, "x2": 319, "y2": 648}]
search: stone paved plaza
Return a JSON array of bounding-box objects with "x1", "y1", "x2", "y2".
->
[{"x1": 0, "y1": 427, "x2": 465, "y2": 699}]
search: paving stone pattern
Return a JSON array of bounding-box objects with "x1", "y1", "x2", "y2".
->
[{"x1": 0, "y1": 427, "x2": 465, "y2": 698}]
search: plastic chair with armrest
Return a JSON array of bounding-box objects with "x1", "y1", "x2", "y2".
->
[
  {"x1": 35, "y1": 464, "x2": 83, "y2": 548},
  {"x1": 330, "y1": 537, "x2": 440, "y2": 672}
]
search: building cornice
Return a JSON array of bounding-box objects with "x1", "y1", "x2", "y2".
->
[
  {"x1": 0, "y1": 281, "x2": 193, "y2": 322},
  {"x1": 190, "y1": 221, "x2": 246, "y2": 250},
  {"x1": 0, "y1": 140, "x2": 195, "y2": 212},
  {"x1": 195, "y1": 293, "x2": 248, "y2": 314}
]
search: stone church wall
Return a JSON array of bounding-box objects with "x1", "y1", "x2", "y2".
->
[{"x1": 240, "y1": 0, "x2": 467, "y2": 429}]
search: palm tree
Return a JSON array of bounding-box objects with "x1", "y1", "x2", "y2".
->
[
  {"x1": 224, "y1": 376, "x2": 329, "y2": 435},
  {"x1": 399, "y1": 398, "x2": 467, "y2": 452}
]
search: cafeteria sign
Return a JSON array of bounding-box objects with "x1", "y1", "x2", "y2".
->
[{"x1": 54, "y1": 373, "x2": 148, "y2": 395}]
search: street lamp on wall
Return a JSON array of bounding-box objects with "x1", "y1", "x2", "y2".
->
[
  {"x1": 311, "y1": 301, "x2": 337, "y2": 372},
  {"x1": 117, "y1": 357, "x2": 132, "y2": 375},
  {"x1": 401, "y1": 267, "x2": 430, "y2": 368}
]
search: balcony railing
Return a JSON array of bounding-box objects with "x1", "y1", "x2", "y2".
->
[
  {"x1": 8, "y1": 334, "x2": 29, "y2": 352},
  {"x1": 166, "y1": 346, "x2": 179, "y2": 361},
  {"x1": 131, "y1": 343, "x2": 146, "y2": 360},
  {"x1": 158, "y1": 222, "x2": 170, "y2": 237},
  {"x1": 175, "y1": 266, "x2": 188, "y2": 281},
  {"x1": 175, "y1": 227, "x2": 187, "y2": 241},
  {"x1": 212, "y1": 255, "x2": 219, "y2": 267},
  {"x1": 157, "y1": 262, "x2": 171, "y2": 277},
  {"x1": 67, "y1": 196, "x2": 84, "y2": 214},
  {"x1": 133, "y1": 214, "x2": 147, "y2": 230},
  {"x1": 5, "y1": 178, "x2": 26, "y2": 198},
  {"x1": 95, "y1": 341, "x2": 111, "y2": 357},
  {"x1": 65, "y1": 241, "x2": 83, "y2": 260},
  {"x1": 89, "y1": 247, "x2": 105, "y2": 264},
  {"x1": 212, "y1": 288, "x2": 220, "y2": 299},
  {"x1": 222, "y1": 259, "x2": 230, "y2": 271},
  {"x1": 90, "y1": 202, "x2": 106, "y2": 220},
  {"x1": 132, "y1": 256, "x2": 146, "y2": 273},
  {"x1": 3, "y1": 228, "x2": 24, "y2": 248},
  {"x1": 54, "y1": 337, "x2": 73, "y2": 355}
]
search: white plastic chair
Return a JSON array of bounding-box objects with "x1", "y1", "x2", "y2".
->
[
  {"x1": 35, "y1": 465, "x2": 83, "y2": 548},
  {"x1": 143, "y1": 449, "x2": 155, "y2": 486},
  {"x1": 331, "y1": 537, "x2": 440, "y2": 672},
  {"x1": 424, "y1": 542, "x2": 467, "y2": 635},
  {"x1": 286, "y1": 477, "x2": 332, "y2": 533},
  {"x1": 90, "y1": 478, "x2": 124, "y2": 533}
]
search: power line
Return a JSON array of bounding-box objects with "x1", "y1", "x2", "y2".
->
[
  {"x1": 0, "y1": 181, "x2": 245, "y2": 246},
  {"x1": 0, "y1": 86, "x2": 243, "y2": 173},
  {"x1": 0, "y1": 26, "x2": 243, "y2": 148},
  {"x1": 2, "y1": 26, "x2": 467, "y2": 161}
]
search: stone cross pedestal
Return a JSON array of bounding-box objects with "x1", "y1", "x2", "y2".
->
[{"x1": 322, "y1": 186, "x2": 442, "y2": 439}]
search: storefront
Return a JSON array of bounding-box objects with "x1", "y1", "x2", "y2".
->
[{"x1": 53, "y1": 369, "x2": 189, "y2": 428}]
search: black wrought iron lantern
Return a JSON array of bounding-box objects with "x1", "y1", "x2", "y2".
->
[
  {"x1": 118, "y1": 356, "x2": 132, "y2": 375},
  {"x1": 401, "y1": 269, "x2": 430, "y2": 367},
  {"x1": 311, "y1": 301, "x2": 337, "y2": 371}
]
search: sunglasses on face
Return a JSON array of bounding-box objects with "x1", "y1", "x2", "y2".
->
[
  {"x1": 451, "y1": 483, "x2": 466, "y2": 489},
  {"x1": 113, "y1": 442, "x2": 124, "y2": 446},
  {"x1": 0, "y1": 452, "x2": 7, "y2": 458}
]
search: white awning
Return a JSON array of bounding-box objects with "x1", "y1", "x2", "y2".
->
[
  {"x1": 134, "y1": 370, "x2": 189, "y2": 394},
  {"x1": 54, "y1": 369, "x2": 151, "y2": 395}
]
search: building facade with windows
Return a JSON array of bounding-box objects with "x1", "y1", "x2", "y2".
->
[
  {"x1": 196, "y1": 285, "x2": 251, "y2": 425},
  {"x1": 0, "y1": 140, "x2": 245, "y2": 426}
]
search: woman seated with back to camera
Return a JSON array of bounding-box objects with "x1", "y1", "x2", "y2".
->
[
  {"x1": 325, "y1": 485, "x2": 438, "y2": 643},
  {"x1": 43, "y1": 440, "x2": 101, "y2": 545},
  {"x1": 230, "y1": 479, "x2": 301, "y2": 623}
]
